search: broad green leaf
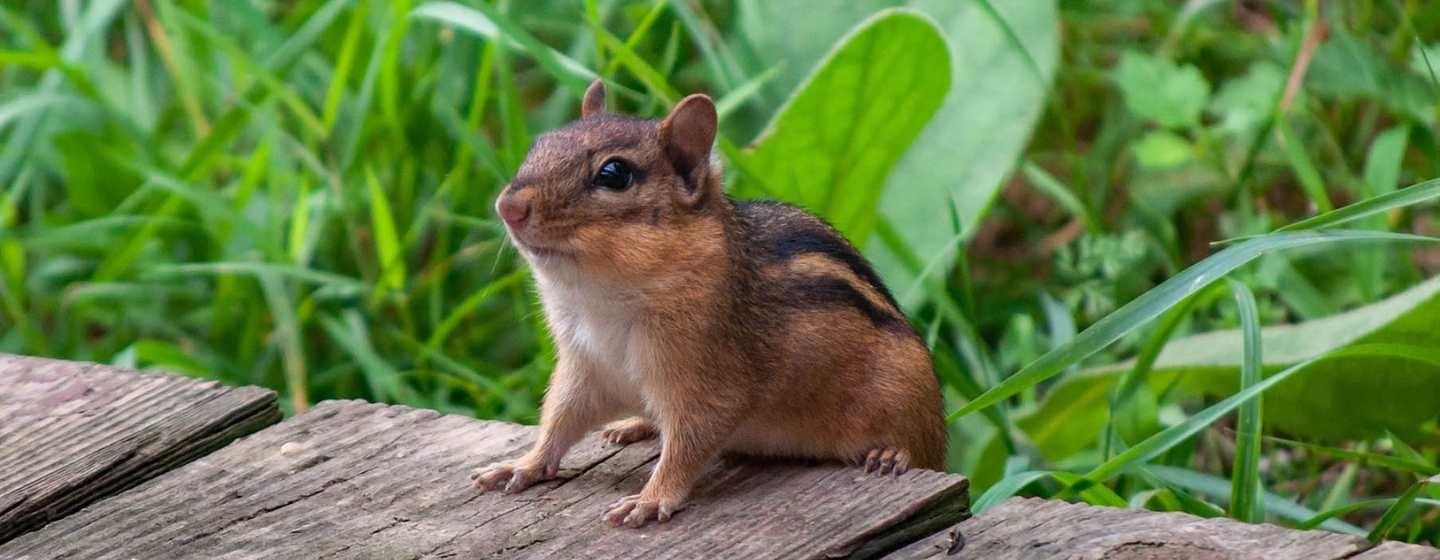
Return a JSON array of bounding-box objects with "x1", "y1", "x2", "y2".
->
[
  {"x1": 1113, "y1": 51, "x2": 1211, "y2": 129},
  {"x1": 1411, "y1": 42, "x2": 1440, "y2": 77},
  {"x1": 1307, "y1": 30, "x2": 1385, "y2": 101},
  {"x1": 949, "y1": 230, "x2": 1440, "y2": 424},
  {"x1": 874, "y1": 0, "x2": 1059, "y2": 296},
  {"x1": 736, "y1": 9, "x2": 950, "y2": 243},
  {"x1": 1208, "y1": 62, "x2": 1286, "y2": 136},
  {"x1": 1364, "y1": 127, "x2": 1411, "y2": 198},
  {"x1": 1307, "y1": 29, "x2": 1438, "y2": 121},
  {"x1": 736, "y1": 1, "x2": 1061, "y2": 295},
  {"x1": 1027, "y1": 274, "x2": 1440, "y2": 453},
  {"x1": 1354, "y1": 126, "x2": 1410, "y2": 298},
  {"x1": 734, "y1": 0, "x2": 896, "y2": 99},
  {"x1": 1132, "y1": 130, "x2": 1193, "y2": 169}
]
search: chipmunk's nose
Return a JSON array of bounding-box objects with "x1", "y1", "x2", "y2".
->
[{"x1": 496, "y1": 193, "x2": 531, "y2": 229}]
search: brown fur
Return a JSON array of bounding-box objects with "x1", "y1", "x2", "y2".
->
[{"x1": 473, "y1": 81, "x2": 946, "y2": 528}]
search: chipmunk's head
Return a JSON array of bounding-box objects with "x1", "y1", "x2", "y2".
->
[{"x1": 496, "y1": 80, "x2": 723, "y2": 281}]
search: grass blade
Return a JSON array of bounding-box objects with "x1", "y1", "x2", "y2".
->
[
  {"x1": 1276, "y1": 117, "x2": 1334, "y2": 212},
  {"x1": 591, "y1": 24, "x2": 680, "y2": 103},
  {"x1": 950, "y1": 230, "x2": 1440, "y2": 422},
  {"x1": 258, "y1": 273, "x2": 309, "y2": 413},
  {"x1": 975, "y1": 470, "x2": 1127, "y2": 515},
  {"x1": 1227, "y1": 278, "x2": 1264, "y2": 524},
  {"x1": 1103, "y1": 283, "x2": 1223, "y2": 459},
  {"x1": 423, "y1": 269, "x2": 527, "y2": 354},
  {"x1": 973, "y1": 470, "x2": 1055, "y2": 514},
  {"x1": 1147, "y1": 465, "x2": 1365, "y2": 534},
  {"x1": 411, "y1": 1, "x2": 596, "y2": 93},
  {"x1": 1300, "y1": 497, "x2": 1440, "y2": 531},
  {"x1": 146, "y1": 262, "x2": 365, "y2": 290},
  {"x1": 322, "y1": 0, "x2": 368, "y2": 132},
  {"x1": 319, "y1": 311, "x2": 419, "y2": 404},
  {"x1": 1263, "y1": 436, "x2": 1435, "y2": 474},
  {"x1": 366, "y1": 167, "x2": 406, "y2": 294},
  {"x1": 1368, "y1": 475, "x2": 1439, "y2": 543},
  {"x1": 715, "y1": 64, "x2": 781, "y2": 121},
  {"x1": 1277, "y1": 178, "x2": 1440, "y2": 233},
  {"x1": 1084, "y1": 356, "x2": 1319, "y2": 483}
]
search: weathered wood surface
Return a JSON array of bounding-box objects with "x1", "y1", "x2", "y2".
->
[
  {"x1": 889, "y1": 497, "x2": 1440, "y2": 559},
  {"x1": 0, "y1": 353, "x2": 280, "y2": 544},
  {"x1": 0, "y1": 399, "x2": 970, "y2": 559}
]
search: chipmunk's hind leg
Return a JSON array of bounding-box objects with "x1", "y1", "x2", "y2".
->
[
  {"x1": 601, "y1": 416, "x2": 657, "y2": 445},
  {"x1": 857, "y1": 446, "x2": 913, "y2": 476}
]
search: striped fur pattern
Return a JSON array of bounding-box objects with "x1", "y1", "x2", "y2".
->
[{"x1": 473, "y1": 81, "x2": 946, "y2": 529}]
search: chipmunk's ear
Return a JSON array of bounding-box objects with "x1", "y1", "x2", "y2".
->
[
  {"x1": 581, "y1": 80, "x2": 607, "y2": 118},
  {"x1": 658, "y1": 94, "x2": 717, "y2": 204}
]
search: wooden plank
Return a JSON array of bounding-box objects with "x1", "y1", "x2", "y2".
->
[
  {"x1": 0, "y1": 399, "x2": 969, "y2": 559},
  {"x1": 887, "y1": 497, "x2": 1440, "y2": 559},
  {"x1": 0, "y1": 353, "x2": 280, "y2": 544},
  {"x1": 1356, "y1": 542, "x2": 1440, "y2": 560}
]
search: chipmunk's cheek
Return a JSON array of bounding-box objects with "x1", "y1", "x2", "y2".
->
[
  {"x1": 570, "y1": 225, "x2": 621, "y2": 268},
  {"x1": 573, "y1": 224, "x2": 664, "y2": 275}
]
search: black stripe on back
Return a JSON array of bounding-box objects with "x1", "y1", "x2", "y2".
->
[
  {"x1": 778, "y1": 276, "x2": 910, "y2": 334},
  {"x1": 768, "y1": 227, "x2": 902, "y2": 311}
]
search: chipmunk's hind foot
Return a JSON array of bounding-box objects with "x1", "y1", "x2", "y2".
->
[{"x1": 858, "y1": 447, "x2": 912, "y2": 476}]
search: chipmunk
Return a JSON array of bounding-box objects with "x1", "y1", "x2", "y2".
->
[{"x1": 471, "y1": 80, "x2": 946, "y2": 528}]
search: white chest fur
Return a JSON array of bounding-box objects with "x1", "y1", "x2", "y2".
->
[{"x1": 535, "y1": 272, "x2": 652, "y2": 410}]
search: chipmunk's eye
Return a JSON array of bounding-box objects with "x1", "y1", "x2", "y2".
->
[{"x1": 592, "y1": 159, "x2": 634, "y2": 191}]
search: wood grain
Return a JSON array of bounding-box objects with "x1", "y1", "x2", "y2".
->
[
  {"x1": 0, "y1": 399, "x2": 969, "y2": 559},
  {"x1": 0, "y1": 353, "x2": 280, "y2": 544},
  {"x1": 887, "y1": 497, "x2": 1439, "y2": 559}
]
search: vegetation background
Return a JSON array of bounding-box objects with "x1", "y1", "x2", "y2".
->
[{"x1": 3, "y1": 0, "x2": 1439, "y2": 544}]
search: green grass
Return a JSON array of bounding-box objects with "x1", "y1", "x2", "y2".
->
[{"x1": 3, "y1": 0, "x2": 1440, "y2": 544}]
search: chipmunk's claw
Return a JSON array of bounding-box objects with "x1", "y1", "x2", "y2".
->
[
  {"x1": 861, "y1": 447, "x2": 911, "y2": 476},
  {"x1": 471, "y1": 461, "x2": 556, "y2": 493},
  {"x1": 605, "y1": 494, "x2": 683, "y2": 528}
]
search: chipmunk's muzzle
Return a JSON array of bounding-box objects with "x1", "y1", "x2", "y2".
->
[
  {"x1": 496, "y1": 187, "x2": 577, "y2": 262},
  {"x1": 497, "y1": 191, "x2": 530, "y2": 229}
]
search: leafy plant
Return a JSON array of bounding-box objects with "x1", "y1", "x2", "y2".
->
[{"x1": 3, "y1": 0, "x2": 1440, "y2": 544}]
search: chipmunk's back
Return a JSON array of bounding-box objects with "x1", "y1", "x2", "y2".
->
[{"x1": 735, "y1": 199, "x2": 916, "y2": 337}]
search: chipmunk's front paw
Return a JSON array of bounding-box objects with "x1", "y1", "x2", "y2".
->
[
  {"x1": 601, "y1": 417, "x2": 658, "y2": 445},
  {"x1": 604, "y1": 493, "x2": 683, "y2": 528},
  {"x1": 470, "y1": 460, "x2": 556, "y2": 494},
  {"x1": 860, "y1": 447, "x2": 913, "y2": 476}
]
